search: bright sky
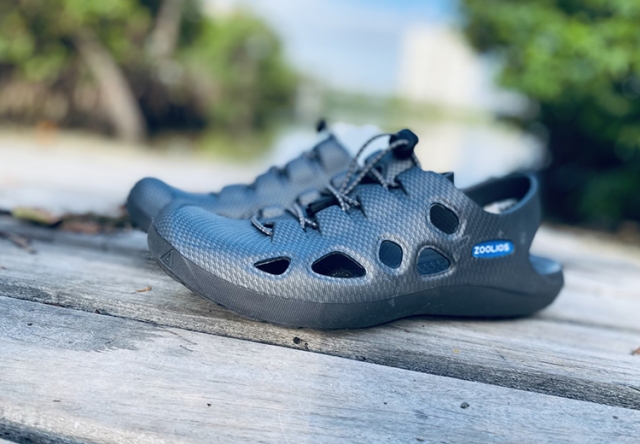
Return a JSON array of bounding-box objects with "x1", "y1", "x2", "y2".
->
[{"x1": 205, "y1": 0, "x2": 459, "y2": 95}]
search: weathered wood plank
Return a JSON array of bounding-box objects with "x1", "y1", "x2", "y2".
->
[
  {"x1": 0, "y1": 216, "x2": 148, "y2": 255},
  {"x1": 1, "y1": 296, "x2": 639, "y2": 444},
  {"x1": 1, "y1": 225, "x2": 640, "y2": 409},
  {"x1": 531, "y1": 226, "x2": 640, "y2": 332}
]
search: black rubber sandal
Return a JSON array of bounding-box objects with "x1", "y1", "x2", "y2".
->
[
  {"x1": 126, "y1": 131, "x2": 351, "y2": 232},
  {"x1": 148, "y1": 130, "x2": 563, "y2": 329}
]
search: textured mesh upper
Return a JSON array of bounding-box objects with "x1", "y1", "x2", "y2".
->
[
  {"x1": 153, "y1": 167, "x2": 549, "y2": 304},
  {"x1": 127, "y1": 136, "x2": 352, "y2": 224}
]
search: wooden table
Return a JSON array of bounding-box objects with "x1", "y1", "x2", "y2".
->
[{"x1": 1, "y1": 216, "x2": 639, "y2": 443}]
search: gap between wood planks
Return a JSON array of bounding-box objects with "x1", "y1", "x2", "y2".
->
[{"x1": 1, "y1": 218, "x2": 640, "y2": 411}]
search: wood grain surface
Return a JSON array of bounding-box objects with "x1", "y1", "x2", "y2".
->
[
  {"x1": 1, "y1": 219, "x2": 639, "y2": 411},
  {"x1": 2, "y1": 296, "x2": 638, "y2": 444}
]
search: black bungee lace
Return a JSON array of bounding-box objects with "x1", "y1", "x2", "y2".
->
[{"x1": 251, "y1": 133, "x2": 410, "y2": 236}]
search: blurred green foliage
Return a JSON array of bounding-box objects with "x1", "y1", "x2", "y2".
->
[
  {"x1": 181, "y1": 14, "x2": 297, "y2": 132},
  {"x1": 0, "y1": 0, "x2": 297, "y2": 139},
  {"x1": 462, "y1": 0, "x2": 640, "y2": 227},
  {"x1": 0, "y1": 0, "x2": 152, "y2": 82}
]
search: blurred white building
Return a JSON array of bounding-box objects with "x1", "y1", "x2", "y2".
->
[
  {"x1": 397, "y1": 24, "x2": 528, "y2": 115},
  {"x1": 398, "y1": 26, "x2": 483, "y2": 110},
  {"x1": 394, "y1": 24, "x2": 541, "y2": 186},
  {"x1": 203, "y1": 1, "x2": 542, "y2": 185}
]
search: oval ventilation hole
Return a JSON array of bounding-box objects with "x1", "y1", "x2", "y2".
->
[
  {"x1": 312, "y1": 252, "x2": 366, "y2": 278},
  {"x1": 430, "y1": 204, "x2": 459, "y2": 234},
  {"x1": 417, "y1": 248, "x2": 450, "y2": 275},
  {"x1": 379, "y1": 241, "x2": 403, "y2": 269},
  {"x1": 255, "y1": 257, "x2": 290, "y2": 275}
]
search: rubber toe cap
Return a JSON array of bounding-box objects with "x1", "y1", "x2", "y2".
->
[{"x1": 126, "y1": 177, "x2": 176, "y2": 231}]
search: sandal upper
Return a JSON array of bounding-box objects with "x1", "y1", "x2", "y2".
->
[
  {"x1": 127, "y1": 135, "x2": 351, "y2": 226},
  {"x1": 153, "y1": 158, "x2": 550, "y2": 304}
]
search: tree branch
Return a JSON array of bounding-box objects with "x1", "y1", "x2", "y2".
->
[
  {"x1": 150, "y1": 0, "x2": 186, "y2": 59},
  {"x1": 73, "y1": 28, "x2": 147, "y2": 143}
]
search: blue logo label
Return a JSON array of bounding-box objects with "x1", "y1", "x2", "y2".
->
[{"x1": 472, "y1": 240, "x2": 515, "y2": 259}]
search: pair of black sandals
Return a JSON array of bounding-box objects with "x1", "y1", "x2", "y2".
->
[{"x1": 127, "y1": 128, "x2": 563, "y2": 329}]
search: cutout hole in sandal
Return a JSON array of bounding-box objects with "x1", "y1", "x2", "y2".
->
[
  {"x1": 417, "y1": 248, "x2": 450, "y2": 275},
  {"x1": 255, "y1": 257, "x2": 290, "y2": 275},
  {"x1": 379, "y1": 241, "x2": 403, "y2": 269},
  {"x1": 430, "y1": 204, "x2": 459, "y2": 234},
  {"x1": 312, "y1": 252, "x2": 366, "y2": 278}
]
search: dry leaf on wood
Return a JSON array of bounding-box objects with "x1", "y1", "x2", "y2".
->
[
  {"x1": 12, "y1": 207, "x2": 61, "y2": 226},
  {"x1": 60, "y1": 219, "x2": 102, "y2": 234}
]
